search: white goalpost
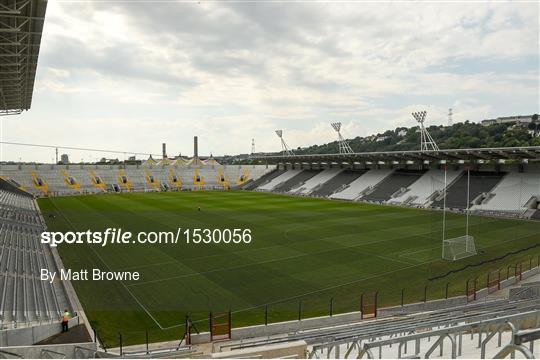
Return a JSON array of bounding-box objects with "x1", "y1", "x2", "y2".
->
[
  {"x1": 441, "y1": 166, "x2": 477, "y2": 261},
  {"x1": 442, "y1": 234, "x2": 477, "y2": 261}
]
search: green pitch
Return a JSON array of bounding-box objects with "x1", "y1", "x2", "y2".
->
[{"x1": 37, "y1": 191, "x2": 540, "y2": 346}]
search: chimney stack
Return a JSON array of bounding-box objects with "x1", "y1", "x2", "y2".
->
[
  {"x1": 194, "y1": 136, "x2": 198, "y2": 158},
  {"x1": 162, "y1": 143, "x2": 167, "y2": 158}
]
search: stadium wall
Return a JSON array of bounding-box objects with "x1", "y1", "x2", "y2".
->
[{"x1": 211, "y1": 340, "x2": 307, "y2": 359}]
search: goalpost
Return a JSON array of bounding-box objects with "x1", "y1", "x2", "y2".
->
[
  {"x1": 441, "y1": 166, "x2": 477, "y2": 261},
  {"x1": 442, "y1": 235, "x2": 477, "y2": 261}
]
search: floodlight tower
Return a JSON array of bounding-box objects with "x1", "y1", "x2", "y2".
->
[
  {"x1": 448, "y1": 108, "x2": 453, "y2": 127},
  {"x1": 251, "y1": 138, "x2": 255, "y2": 154},
  {"x1": 275, "y1": 130, "x2": 294, "y2": 156},
  {"x1": 412, "y1": 111, "x2": 439, "y2": 151},
  {"x1": 331, "y1": 122, "x2": 354, "y2": 154}
]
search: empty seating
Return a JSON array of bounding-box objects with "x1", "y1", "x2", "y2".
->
[
  {"x1": 0, "y1": 164, "x2": 274, "y2": 195},
  {"x1": 242, "y1": 169, "x2": 286, "y2": 190},
  {"x1": 273, "y1": 170, "x2": 321, "y2": 192},
  {"x1": 310, "y1": 170, "x2": 366, "y2": 197},
  {"x1": 0, "y1": 189, "x2": 35, "y2": 210},
  {"x1": 290, "y1": 169, "x2": 342, "y2": 195},
  {"x1": 0, "y1": 189, "x2": 69, "y2": 330},
  {"x1": 331, "y1": 169, "x2": 393, "y2": 200},
  {"x1": 432, "y1": 171, "x2": 506, "y2": 210},
  {"x1": 362, "y1": 169, "x2": 427, "y2": 202},
  {"x1": 473, "y1": 172, "x2": 540, "y2": 212},
  {"x1": 530, "y1": 210, "x2": 540, "y2": 220},
  {"x1": 388, "y1": 169, "x2": 462, "y2": 206},
  {"x1": 257, "y1": 169, "x2": 303, "y2": 191}
]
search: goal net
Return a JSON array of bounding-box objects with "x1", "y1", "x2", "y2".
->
[{"x1": 442, "y1": 235, "x2": 476, "y2": 261}]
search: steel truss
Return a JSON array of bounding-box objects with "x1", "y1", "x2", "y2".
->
[
  {"x1": 0, "y1": 0, "x2": 46, "y2": 116},
  {"x1": 331, "y1": 122, "x2": 354, "y2": 154}
]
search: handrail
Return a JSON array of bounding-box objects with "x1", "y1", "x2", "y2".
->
[
  {"x1": 0, "y1": 349, "x2": 23, "y2": 359},
  {"x1": 360, "y1": 311, "x2": 537, "y2": 351},
  {"x1": 40, "y1": 349, "x2": 66, "y2": 359},
  {"x1": 343, "y1": 312, "x2": 539, "y2": 359}
]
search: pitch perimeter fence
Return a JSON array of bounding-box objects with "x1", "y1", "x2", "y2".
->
[{"x1": 92, "y1": 254, "x2": 540, "y2": 352}]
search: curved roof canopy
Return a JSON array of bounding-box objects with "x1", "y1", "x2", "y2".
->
[{"x1": 0, "y1": 0, "x2": 47, "y2": 116}]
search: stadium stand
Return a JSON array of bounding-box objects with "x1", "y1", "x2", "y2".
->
[
  {"x1": 289, "y1": 169, "x2": 342, "y2": 195},
  {"x1": 388, "y1": 169, "x2": 463, "y2": 207},
  {"x1": 0, "y1": 187, "x2": 71, "y2": 330},
  {"x1": 0, "y1": 164, "x2": 273, "y2": 195},
  {"x1": 361, "y1": 169, "x2": 427, "y2": 202},
  {"x1": 272, "y1": 170, "x2": 321, "y2": 192},
  {"x1": 330, "y1": 169, "x2": 393, "y2": 200},
  {"x1": 242, "y1": 168, "x2": 286, "y2": 190},
  {"x1": 310, "y1": 169, "x2": 367, "y2": 197},
  {"x1": 431, "y1": 171, "x2": 507, "y2": 210},
  {"x1": 6, "y1": 164, "x2": 540, "y2": 220},
  {"x1": 257, "y1": 169, "x2": 303, "y2": 191},
  {"x1": 472, "y1": 172, "x2": 540, "y2": 213}
]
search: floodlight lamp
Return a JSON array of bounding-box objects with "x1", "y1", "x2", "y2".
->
[{"x1": 331, "y1": 122, "x2": 342, "y2": 132}]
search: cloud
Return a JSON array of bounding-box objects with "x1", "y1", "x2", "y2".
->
[{"x1": 2, "y1": 1, "x2": 538, "y2": 162}]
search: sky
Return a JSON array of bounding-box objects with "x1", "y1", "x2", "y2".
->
[{"x1": 1, "y1": 0, "x2": 539, "y2": 163}]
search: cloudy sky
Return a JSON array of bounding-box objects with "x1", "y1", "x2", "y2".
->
[{"x1": 1, "y1": 1, "x2": 539, "y2": 162}]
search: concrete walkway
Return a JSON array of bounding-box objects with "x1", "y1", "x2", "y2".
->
[{"x1": 36, "y1": 324, "x2": 92, "y2": 345}]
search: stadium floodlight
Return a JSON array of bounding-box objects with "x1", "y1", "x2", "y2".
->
[
  {"x1": 412, "y1": 111, "x2": 439, "y2": 151},
  {"x1": 330, "y1": 122, "x2": 354, "y2": 154},
  {"x1": 275, "y1": 130, "x2": 295, "y2": 156}
]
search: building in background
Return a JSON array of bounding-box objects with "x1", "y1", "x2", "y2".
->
[
  {"x1": 481, "y1": 114, "x2": 537, "y2": 127},
  {"x1": 60, "y1": 154, "x2": 69, "y2": 164}
]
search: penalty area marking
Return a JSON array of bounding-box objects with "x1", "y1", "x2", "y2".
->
[
  {"x1": 126, "y1": 217, "x2": 489, "y2": 287},
  {"x1": 127, "y1": 230, "x2": 420, "y2": 287},
  {"x1": 117, "y1": 215, "x2": 480, "y2": 273}
]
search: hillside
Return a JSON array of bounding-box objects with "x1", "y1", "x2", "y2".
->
[
  {"x1": 223, "y1": 118, "x2": 540, "y2": 164},
  {"x1": 293, "y1": 120, "x2": 540, "y2": 156}
]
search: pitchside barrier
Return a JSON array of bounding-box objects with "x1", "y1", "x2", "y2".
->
[
  {"x1": 487, "y1": 270, "x2": 501, "y2": 294},
  {"x1": 88, "y1": 257, "x2": 540, "y2": 351},
  {"x1": 360, "y1": 292, "x2": 378, "y2": 320},
  {"x1": 466, "y1": 278, "x2": 477, "y2": 302},
  {"x1": 516, "y1": 263, "x2": 523, "y2": 283},
  {"x1": 209, "y1": 311, "x2": 232, "y2": 342}
]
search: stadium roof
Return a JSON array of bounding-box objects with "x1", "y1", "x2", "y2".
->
[
  {"x1": 251, "y1": 146, "x2": 540, "y2": 164},
  {"x1": 0, "y1": 0, "x2": 47, "y2": 116}
]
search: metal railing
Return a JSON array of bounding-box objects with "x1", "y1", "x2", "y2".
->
[{"x1": 306, "y1": 310, "x2": 539, "y2": 359}]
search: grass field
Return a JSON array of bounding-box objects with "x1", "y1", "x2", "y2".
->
[{"x1": 37, "y1": 191, "x2": 540, "y2": 346}]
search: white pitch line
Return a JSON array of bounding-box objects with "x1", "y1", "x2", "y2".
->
[
  {"x1": 117, "y1": 212, "x2": 472, "y2": 272},
  {"x1": 48, "y1": 198, "x2": 166, "y2": 330},
  {"x1": 126, "y1": 215, "x2": 493, "y2": 287}
]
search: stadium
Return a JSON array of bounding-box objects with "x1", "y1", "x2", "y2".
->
[{"x1": 0, "y1": 1, "x2": 539, "y2": 359}]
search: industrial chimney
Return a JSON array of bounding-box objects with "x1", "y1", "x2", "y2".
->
[
  {"x1": 194, "y1": 136, "x2": 198, "y2": 158},
  {"x1": 162, "y1": 143, "x2": 167, "y2": 158}
]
